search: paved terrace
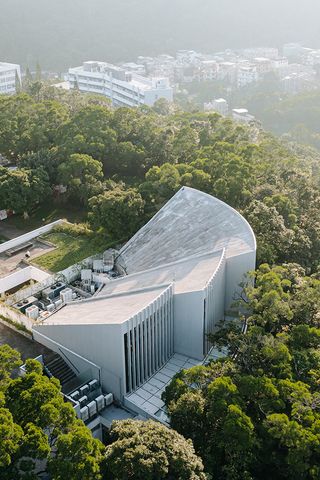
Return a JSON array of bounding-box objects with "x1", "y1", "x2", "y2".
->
[{"x1": 0, "y1": 240, "x2": 54, "y2": 279}]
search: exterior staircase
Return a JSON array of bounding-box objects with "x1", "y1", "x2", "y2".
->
[{"x1": 43, "y1": 353, "x2": 77, "y2": 386}]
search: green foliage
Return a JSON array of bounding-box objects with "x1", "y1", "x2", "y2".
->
[
  {"x1": 88, "y1": 186, "x2": 145, "y2": 240},
  {"x1": 0, "y1": 344, "x2": 21, "y2": 389},
  {"x1": 164, "y1": 264, "x2": 320, "y2": 480},
  {"x1": 48, "y1": 425, "x2": 104, "y2": 480},
  {"x1": 0, "y1": 352, "x2": 104, "y2": 479},
  {"x1": 0, "y1": 94, "x2": 320, "y2": 271},
  {"x1": 104, "y1": 419, "x2": 206, "y2": 480},
  {"x1": 57, "y1": 153, "x2": 104, "y2": 204},
  {"x1": 0, "y1": 166, "x2": 51, "y2": 215}
]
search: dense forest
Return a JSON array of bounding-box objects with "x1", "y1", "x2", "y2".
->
[
  {"x1": 0, "y1": 83, "x2": 320, "y2": 272},
  {"x1": 1, "y1": 84, "x2": 320, "y2": 478},
  {"x1": 1, "y1": 0, "x2": 320, "y2": 70}
]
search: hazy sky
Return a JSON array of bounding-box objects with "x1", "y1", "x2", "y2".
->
[{"x1": 1, "y1": 0, "x2": 320, "y2": 70}]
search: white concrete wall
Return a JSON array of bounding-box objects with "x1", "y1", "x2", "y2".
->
[
  {"x1": 0, "y1": 220, "x2": 65, "y2": 255},
  {"x1": 32, "y1": 329, "x2": 101, "y2": 381},
  {"x1": 33, "y1": 323, "x2": 125, "y2": 399},
  {"x1": 225, "y1": 251, "x2": 256, "y2": 309},
  {"x1": 0, "y1": 266, "x2": 50, "y2": 295},
  {"x1": 0, "y1": 303, "x2": 34, "y2": 331},
  {"x1": 173, "y1": 290, "x2": 204, "y2": 360}
]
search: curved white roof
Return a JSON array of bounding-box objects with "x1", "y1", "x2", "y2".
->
[{"x1": 118, "y1": 187, "x2": 256, "y2": 274}]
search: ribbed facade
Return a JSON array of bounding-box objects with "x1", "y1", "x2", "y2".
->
[
  {"x1": 203, "y1": 251, "x2": 226, "y2": 355},
  {"x1": 124, "y1": 285, "x2": 174, "y2": 394}
]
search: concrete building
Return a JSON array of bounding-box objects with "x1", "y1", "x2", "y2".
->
[
  {"x1": 243, "y1": 47, "x2": 279, "y2": 60},
  {"x1": 237, "y1": 65, "x2": 258, "y2": 88},
  {"x1": 281, "y1": 72, "x2": 316, "y2": 94},
  {"x1": 204, "y1": 98, "x2": 229, "y2": 116},
  {"x1": 198, "y1": 60, "x2": 218, "y2": 81},
  {"x1": 68, "y1": 61, "x2": 173, "y2": 107},
  {"x1": 0, "y1": 62, "x2": 21, "y2": 95},
  {"x1": 31, "y1": 187, "x2": 256, "y2": 420},
  {"x1": 253, "y1": 57, "x2": 273, "y2": 75},
  {"x1": 232, "y1": 108, "x2": 255, "y2": 124}
]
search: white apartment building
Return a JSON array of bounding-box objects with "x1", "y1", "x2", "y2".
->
[
  {"x1": 281, "y1": 72, "x2": 316, "y2": 94},
  {"x1": 272, "y1": 57, "x2": 289, "y2": 69},
  {"x1": 253, "y1": 58, "x2": 273, "y2": 75},
  {"x1": 68, "y1": 61, "x2": 173, "y2": 107},
  {"x1": 199, "y1": 60, "x2": 218, "y2": 81},
  {"x1": 237, "y1": 65, "x2": 258, "y2": 88},
  {"x1": 243, "y1": 47, "x2": 279, "y2": 60},
  {"x1": 204, "y1": 98, "x2": 229, "y2": 116},
  {"x1": 0, "y1": 62, "x2": 21, "y2": 95}
]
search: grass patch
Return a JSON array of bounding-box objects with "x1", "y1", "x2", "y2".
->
[
  {"x1": 32, "y1": 232, "x2": 111, "y2": 272},
  {"x1": 2, "y1": 204, "x2": 87, "y2": 232}
]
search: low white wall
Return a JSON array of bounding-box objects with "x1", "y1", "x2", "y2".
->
[
  {"x1": 0, "y1": 266, "x2": 51, "y2": 295},
  {"x1": 0, "y1": 220, "x2": 65, "y2": 255},
  {"x1": 0, "y1": 303, "x2": 34, "y2": 331}
]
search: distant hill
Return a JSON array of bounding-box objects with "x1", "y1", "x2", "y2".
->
[{"x1": 1, "y1": 0, "x2": 320, "y2": 72}]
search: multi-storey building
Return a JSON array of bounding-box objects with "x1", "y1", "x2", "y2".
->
[
  {"x1": 237, "y1": 65, "x2": 258, "y2": 88},
  {"x1": 204, "y1": 98, "x2": 229, "y2": 116},
  {"x1": 68, "y1": 61, "x2": 173, "y2": 107},
  {"x1": 0, "y1": 62, "x2": 21, "y2": 95},
  {"x1": 243, "y1": 47, "x2": 279, "y2": 60}
]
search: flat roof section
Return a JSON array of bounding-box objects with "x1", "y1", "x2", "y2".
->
[
  {"x1": 99, "y1": 249, "x2": 225, "y2": 296},
  {"x1": 118, "y1": 187, "x2": 256, "y2": 274},
  {"x1": 43, "y1": 285, "x2": 170, "y2": 326}
]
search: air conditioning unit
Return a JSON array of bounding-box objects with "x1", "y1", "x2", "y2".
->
[
  {"x1": 60, "y1": 288, "x2": 73, "y2": 304},
  {"x1": 70, "y1": 390, "x2": 80, "y2": 401},
  {"x1": 54, "y1": 299, "x2": 63, "y2": 309},
  {"x1": 25, "y1": 305, "x2": 39, "y2": 320},
  {"x1": 81, "y1": 269, "x2": 92, "y2": 282},
  {"x1": 87, "y1": 400, "x2": 97, "y2": 417},
  {"x1": 93, "y1": 259, "x2": 104, "y2": 273},
  {"x1": 95, "y1": 395, "x2": 105, "y2": 412},
  {"x1": 78, "y1": 395, "x2": 88, "y2": 407},
  {"x1": 46, "y1": 303, "x2": 55, "y2": 313},
  {"x1": 42, "y1": 283, "x2": 66, "y2": 300},
  {"x1": 88, "y1": 379, "x2": 99, "y2": 391},
  {"x1": 80, "y1": 384, "x2": 89, "y2": 396},
  {"x1": 104, "y1": 393, "x2": 113, "y2": 406},
  {"x1": 80, "y1": 406, "x2": 89, "y2": 422}
]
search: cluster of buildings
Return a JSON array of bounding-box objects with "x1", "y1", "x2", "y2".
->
[
  {"x1": 0, "y1": 187, "x2": 256, "y2": 435},
  {"x1": 117, "y1": 44, "x2": 320, "y2": 95},
  {"x1": 2, "y1": 42, "x2": 320, "y2": 104},
  {"x1": 204, "y1": 98, "x2": 256, "y2": 125}
]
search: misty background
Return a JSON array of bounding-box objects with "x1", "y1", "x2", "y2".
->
[{"x1": 1, "y1": 0, "x2": 320, "y2": 71}]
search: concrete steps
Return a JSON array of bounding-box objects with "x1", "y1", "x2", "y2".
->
[{"x1": 44, "y1": 354, "x2": 77, "y2": 386}]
